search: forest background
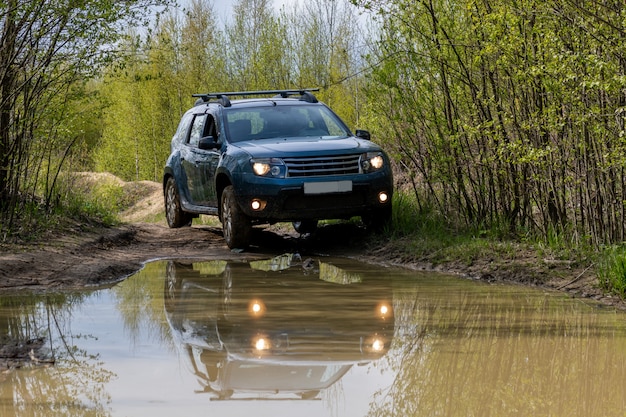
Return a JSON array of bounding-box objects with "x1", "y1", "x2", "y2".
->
[{"x1": 2, "y1": 0, "x2": 626, "y2": 294}]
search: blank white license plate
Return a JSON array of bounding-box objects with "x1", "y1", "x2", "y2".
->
[{"x1": 304, "y1": 180, "x2": 353, "y2": 194}]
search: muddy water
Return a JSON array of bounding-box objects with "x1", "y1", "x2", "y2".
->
[{"x1": 1, "y1": 256, "x2": 626, "y2": 416}]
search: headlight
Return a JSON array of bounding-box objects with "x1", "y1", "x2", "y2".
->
[
  {"x1": 362, "y1": 335, "x2": 388, "y2": 353},
  {"x1": 252, "y1": 162, "x2": 270, "y2": 176},
  {"x1": 361, "y1": 152, "x2": 385, "y2": 173},
  {"x1": 371, "y1": 338, "x2": 385, "y2": 352},
  {"x1": 377, "y1": 302, "x2": 393, "y2": 319},
  {"x1": 253, "y1": 336, "x2": 271, "y2": 352},
  {"x1": 249, "y1": 299, "x2": 266, "y2": 317},
  {"x1": 251, "y1": 158, "x2": 286, "y2": 177}
]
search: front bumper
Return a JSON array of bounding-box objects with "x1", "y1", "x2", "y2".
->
[{"x1": 233, "y1": 171, "x2": 393, "y2": 221}]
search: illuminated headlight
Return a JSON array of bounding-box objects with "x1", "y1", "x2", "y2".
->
[
  {"x1": 251, "y1": 158, "x2": 286, "y2": 177},
  {"x1": 371, "y1": 338, "x2": 385, "y2": 352},
  {"x1": 253, "y1": 336, "x2": 271, "y2": 352},
  {"x1": 249, "y1": 299, "x2": 266, "y2": 317},
  {"x1": 250, "y1": 199, "x2": 266, "y2": 211},
  {"x1": 252, "y1": 162, "x2": 270, "y2": 176},
  {"x1": 377, "y1": 302, "x2": 393, "y2": 319},
  {"x1": 361, "y1": 152, "x2": 385, "y2": 173},
  {"x1": 362, "y1": 335, "x2": 387, "y2": 353}
]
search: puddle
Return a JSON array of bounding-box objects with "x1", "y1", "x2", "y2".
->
[{"x1": 1, "y1": 255, "x2": 626, "y2": 416}]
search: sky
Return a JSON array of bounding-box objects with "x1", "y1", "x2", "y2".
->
[{"x1": 211, "y1": 0, "x2": 302, "y2": 21}]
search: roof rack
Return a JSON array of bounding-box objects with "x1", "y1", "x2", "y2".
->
[{"x1": 192, "y1": 88, "x2": 319, "y2": 107}]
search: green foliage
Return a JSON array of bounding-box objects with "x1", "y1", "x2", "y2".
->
[
  {"x1": 58, "y1": 180, "x2": 124, "y2": 226},
  {"x1": 0, "y1": 173, "x2": 123, "y2": 243},
  {"x1": 0, "y1": 0, "x2": 176, "y2": 235},
  {"x1": 93, "y1": 0, "x2": 369, "y2": 181},
  {"x1": 387, "y1": 190, "x2": 515, "y2": 266},
  {"x1": 598, "y1": 246, "x2": 626, "y2": 297},
  {"x1": 362, "y1": 0, "x2": 626, "y2": 249}
]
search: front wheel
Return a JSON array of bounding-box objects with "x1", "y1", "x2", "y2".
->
[
  {"x1": 221, "y1": 185, "x2": 252, "y2": 249},
  {"x1": 165, "y1": 177, "x2": 192, "y2": 228}
]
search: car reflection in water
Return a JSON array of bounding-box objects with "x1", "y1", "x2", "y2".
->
[{"x1": 163, "y1": 254, "x2": 394, "y2": 401}]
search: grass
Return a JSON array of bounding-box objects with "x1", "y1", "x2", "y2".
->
[
  {"x1": 385, "y1": 192, "x2": 521, "y2": 266},
  {"x1": 597, "y1": 245, "x2": 626, "y2": 297},
  {"x1": 62, "y1": 181, "x2": 124, "y2": 226},
  {"x1": 371, "y1": 190, "x2": 604, "y2": 293},
  {"x1": 1, "y1": 175, "x2": 126, "y2": 244},
  {"x1": 59, "y1": 181, "x2": 127, "y2": 235}
]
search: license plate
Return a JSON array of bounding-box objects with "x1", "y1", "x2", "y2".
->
[{"x1": 304, "y1": 180, "x2": 352, "y2": 195}]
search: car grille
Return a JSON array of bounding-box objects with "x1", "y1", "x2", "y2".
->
[{"x1": 284, "y1": 154, "x2": 361, "y2": 177}]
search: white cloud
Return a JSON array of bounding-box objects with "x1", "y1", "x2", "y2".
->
[{"x1": 210, "y1": 0, "x2": 302, "y2": 21}]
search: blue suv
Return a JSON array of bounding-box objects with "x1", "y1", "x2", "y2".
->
[{"x1": 163, "y1": 89, "x2": 393, "y2": 249}]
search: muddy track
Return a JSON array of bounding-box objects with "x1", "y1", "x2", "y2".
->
[
  {"x1": 0, "y1": 219, "x2": 621, "y2": 311},
  {"x1": 0, "y1": 222, "x2": 371, "y2": 291}
]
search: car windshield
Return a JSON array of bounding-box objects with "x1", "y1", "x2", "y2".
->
[{"x1": 224, "y1": 104, "x2": 351, "y2": 143}]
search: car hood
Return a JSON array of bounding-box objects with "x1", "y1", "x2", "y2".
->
[{"x1": 232, "y1": 136, "x2": 378, "y2": 157}]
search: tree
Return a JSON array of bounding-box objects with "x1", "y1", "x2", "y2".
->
[
  {"x1": 95, "y1": 0, "x2": 226, "y2": 182},
  {"x1": 225, "y1": 0, "x2": 292, "y2": 90},
  {"x1": 279, "y1": 0, "x2": 368, "y2": 127},
  {"x1": 0, "y1": 0, "x2": 175, "y2": 235},
  {"x1": 358, "y1": 0, "x2": 626, "y2": 247}
]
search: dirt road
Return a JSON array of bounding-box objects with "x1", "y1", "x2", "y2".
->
[
  {"x1": 0, "y1": 219, "x2": 615, "y2": 306},
  {"x1": 0, "y1": 175, "x2": 374, "y2": 291},
  {"x1": 0, "y1": 221, "x2": 378, "y2": 291}
]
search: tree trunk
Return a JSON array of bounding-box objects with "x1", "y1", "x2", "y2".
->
[{"x1": 0, "y1": 0, "x2": 18, "y2": 209}]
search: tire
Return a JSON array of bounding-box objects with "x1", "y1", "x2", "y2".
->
[
  {"x1": 221, "y1": 185, "x2": 252, "y2": 249},
  {"x1": 165, "y1": 177, "x2": 193, "y2": 228},
  {"x1": 363, "y1": 204, "x2": 392, "y2": 233},
  {"x1": 221, "y1": 263, "x2": 234, "y2": 317},
  {"x1": 164, "y1": 261, "x2": 181, "y2": 312},
  {"x1": 292, "y1": 220, "x2": 318, "y2": 234}
]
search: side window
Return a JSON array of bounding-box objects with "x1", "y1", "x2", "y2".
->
[
  {"x1": 174, "y1": 113, "x2": 194, "y2": 143},
  {"x1": 188, "y1": 114, "x2": 207, "y2": 147},
  {"x1": 203, "y1": 114, "x2": 217, "y2": 139}
]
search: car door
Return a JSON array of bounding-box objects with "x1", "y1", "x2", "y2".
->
[
  {"x1": 181, "y1": 113, "x2": 220, "y2": 207},
  {"x1": 200, "y1": 113, "x2": 221, "y2": 208},
  {"x1": 180, "y1": 114, "x2": 205, "y2": 206}
]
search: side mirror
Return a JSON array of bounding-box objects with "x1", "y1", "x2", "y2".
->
[
  {"x1": 355, "y1": 129, "x2": 371, "y2": 141},
  {"x1": 198, "y1": 136, "x2": 219, "y2": 150}
]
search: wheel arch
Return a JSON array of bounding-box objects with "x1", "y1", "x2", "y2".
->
[{"x1": 163, "y1": 158, "x2": 189, "y2": 204}]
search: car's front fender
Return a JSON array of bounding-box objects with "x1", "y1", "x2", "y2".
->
[{"x1": 163, "y1": 152, "x2": 192, "y2": 206}]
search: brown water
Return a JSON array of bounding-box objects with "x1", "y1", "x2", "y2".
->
[{"x1": 1, "y1": 255, "x2": 625, "y2": 416}]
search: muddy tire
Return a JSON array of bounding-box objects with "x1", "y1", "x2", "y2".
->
[
  {"x1": 221, "y1": 185, "x2": 251, "y2": 249},
  {"x1": 165, "y1": 177, "x2": 192, "y2": 228},
  {"x1": 292, "y1": 220, "x2": 318, "y2": 234}
]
